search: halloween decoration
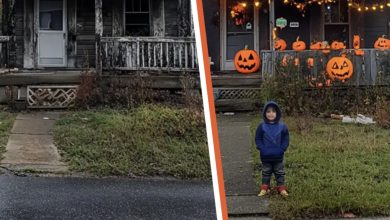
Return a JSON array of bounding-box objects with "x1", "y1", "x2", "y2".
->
[
  {"x1": 310, "y1": 42, "x2": 322, "y2": 50},
  {"x1": 353, "y1": 35, "x2": 365, "y2": 56},
  {"x1": 274, "y1": 38, "x2": 287, "y2": 51},
  {"x1": 307, "y1": 58, "x2": 314, "y2": 68},
  {"x1": 326, "y1": 54, "x2": 353, "y2": 81},
  {"x1": 321, "y1": 41, "x2": 331, "y2": 55},
  {"x1": 281, "y1": 55, "x2": 289, "y2": 67},
  {"x1": 234, "y1": 46, "x2": 260, "y2": 74},
  {"x1": 230, "y1": 4, "x2": 247, "y2": 26},
  {"x1": 294, "y1": 58, "x2": 300, "y2": 66},
  {"x1": 292, "y1": 37, "x2": 306, "y2": 51},
  {"x1": 353, "y1": 35, "x2": 361, "y2": 49},
  {"x1": 330, "y1": 41, "x2": 346, "y2": 50},
  {"x1": 374, "y1": 36, "x2": 390, "y2": 50}
]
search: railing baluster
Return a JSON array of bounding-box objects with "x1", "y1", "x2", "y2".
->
[
  {"x1": 166, "y1": 42, "x2": 169, "y2": 68},
  {"x1": 160, "y1": 42, "x2": 163, "y2": 68},
  {"x1": 173, "y1": 44, "x2": 177, "y2": 68},
  {"x1": 148, "y1": 42, "x2": 151, "y2": 68},
  {"x1": 191, "y1": 42, "x2": 195, "y2": 68},
  {"x1": 136, "y1": 41, "x2": 140, "y2": 68},
  {"x1": 179, "y1": 43, "x2": 182, "y2": 68},
  {"x1": 185, "y1": 42, "x2": 188, "y2": 68},
  {"x1": 153, "y1": 43, "x2": 157, "y2": 67},
  {"x1": 141, "y1": 41, "x2": 145, "y2": 68}
]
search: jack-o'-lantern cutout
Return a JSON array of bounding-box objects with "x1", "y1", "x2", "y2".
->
[
  {"x1": 353, "y1": 35, "x2": 364, "y2": 56},
  {"x1": 330, "y1": 41, "x2": 346, "y2": 50},
  {"x1": 274, "y1": 38, "x2": 287, "y2": 51},
  {"x1": 307, "y1": 58, "x2": 314, "y2": 68},
  {"x1": 355, "y1": 49, "x2": 364, "y2": 56},
  {"x1": 374, "y1": 36, "x2": 390, "y2": 50},
  {"x1": 234, "y1": 46, "x2": 260, "y2": 74},
  {"x1": 281, "y1": 55, "x2": 289, "y2": 67},
  {"x1": 326, "y1": 54, "x2": 353, "y2": 81},
  {"x1": 353, "y1": 35, "x2": 360, "y2": 49},
  {"x1": 310, "y1": 42, "x2": 322, "y2": 50},
  {"x1": 292, "y1": 37, "x2": 306, "y2": 51},
  {"x1": 294, "y1": 58, "x2": 300, "y2": 66},
  {"x1": 321, "y1": 41, "x2": 331, "y2": 55}
]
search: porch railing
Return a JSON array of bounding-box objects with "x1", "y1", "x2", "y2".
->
[
  {"x1": 0, "y1": 36, "x2": 10, "y2": 68},
  {"x1": 101, "y1": 37, "x2": 198, "y2": 72},
  {"x1": 261, "y1": 49, "x2": 390, "y2": 86}
]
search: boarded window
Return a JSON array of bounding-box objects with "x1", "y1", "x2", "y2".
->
[
  {"x1": 125, "y1": 0, "x2": 150, "y2": 36},
  {"x1": 324, "y1": 0, "x2": 349, "y2": 45}
]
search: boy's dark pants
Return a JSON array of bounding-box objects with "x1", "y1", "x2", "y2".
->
[{"x1": 261, "y1": 161, "x2": 285, "y2": 186}]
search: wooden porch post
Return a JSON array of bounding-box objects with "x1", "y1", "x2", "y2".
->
[
  {"x1": 269, "y1": 0, "x2": 275, "y2": 50},
  {"x1": 95, "y1": 0, "x2": 103, "y2": 75},
  {"x1": 3, "y1": 0, "x2": 16, "y2": 67}
]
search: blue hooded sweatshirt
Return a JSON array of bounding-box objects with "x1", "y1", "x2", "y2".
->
[{"x1": 255, "y1": 101, "x2": 289, "y2": 162}]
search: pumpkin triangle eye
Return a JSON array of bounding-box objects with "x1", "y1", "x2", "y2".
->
[
  {"x1": 342, "y1": 61, "x2": 348, "y2": 67},
  {"x1": 248, "y1": 54, "x2": 254, "y2": 60},
  {"x1": 238, "y1": 55, "x2": 242, "y2": 61},
  {"x1": 332, "y1": 63, "x2": 339, "y2": 69}
]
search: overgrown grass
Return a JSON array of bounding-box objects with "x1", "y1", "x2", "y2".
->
[
  {"x1": 0, "y1": 111, "x2": 15, "y2": 160},
  {"x1": 251, "y1": 116, "x2": 390, "y2": 219},
  {"x1": 53, "y1": 105, "x2": 210, "y2": 179}
]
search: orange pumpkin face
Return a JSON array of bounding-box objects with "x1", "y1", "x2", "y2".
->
[
  {"x1": 326, "y1": 55, "x2": 353, "y2": 81},
  {"x1": 310, "y1": 42, "x2": 322, "y2": 50},
  {"x1": 274, "y1": 39, "x2": 287, "y2": 51},
  {"x1": 234, "y1": 48, "x2": 260, "y2": 74},
  {"x1": 281, "y1": 55, "x2": 289, "y2": 67},
  {"x1": 354, "y1": 49, "x2": 364, "y2": 56},
  {"x1": 374, "y1": 37, "x2": 390, "y2": 50},
  {"x1": 330, "y1": 41, "x2": 346, "y2": 50},
  {"x1": 307, "y1": 58, "x2": 314, "y2": 68},
  {"x1": 353, "y1": 35, "x2": 360, "y2": 49},
  {"x1": 292, "y1": 37, "x2": 306, "y2": 51}
]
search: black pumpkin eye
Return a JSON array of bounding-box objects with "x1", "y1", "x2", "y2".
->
[
  {"x1": 248, "y1": 54, "x2": 254, "y2": 60},
  {"x1": 238, "y1": 55, "x2": 242, "y2": 61},
  {"x1": 332, "y1": 63, "x2": 339, "y2": 69},
  {"x1": 342, "y1": 61, "x2": 348, "y2": 67}
]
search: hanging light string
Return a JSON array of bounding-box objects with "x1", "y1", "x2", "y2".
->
[{"x1": 281, "y1": 0, "x2": 390, "y2": 12}]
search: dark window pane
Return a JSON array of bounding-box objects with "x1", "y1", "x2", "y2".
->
[
  {"x1": 39, "y1": 0, "x2": 63, "y2": 30},
  {"x1": 141, "y1": 0, "x2": 149, "y2": 12},
  {"x1": 126, "y1": 13, "x2": 149, "y2": 25},
  {"x1": 134, "y1": 0, "x2": 140, "y2": 12},
  {"x1": 325, "y1": 24, "x2": 349, "y2": 45},
  {"x1": 125, "y1": 25, "x2": 149, "y2": 36},
  {"x1": 125, "y1": 0, "x2": 133, "y2": 12},
  {"x1": 340, "y1": 0, "x2": 348, "y2": 22}
]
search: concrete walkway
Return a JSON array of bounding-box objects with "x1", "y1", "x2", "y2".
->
[
  {"x1": 217, "y1": 113, "x2": 269, "y2": 217},
  {"x1": 1, "y1": 112, "x2": 67, "y2": 173}
]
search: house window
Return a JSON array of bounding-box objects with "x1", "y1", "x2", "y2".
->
[
  {"x1": 124, "y1": 0, "x2": 150, "y2": 36},
  {"x1": 324, "y1": 0, "x2": 349, "y2": 46}
]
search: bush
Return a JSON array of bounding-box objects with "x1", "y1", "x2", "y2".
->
[{"x1": 260, "y1": 62, "x2": 390, "y2": 117}]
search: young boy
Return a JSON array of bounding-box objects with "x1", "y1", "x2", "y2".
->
[{"x1": 255, "y1": 101, "x2": 289, "y2": 197}]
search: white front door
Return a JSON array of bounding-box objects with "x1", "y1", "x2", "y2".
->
[
  {"x1": 37, "y1": 0, "x2": 67, "y2": 67},
  {"x1": 221, "y1": 0, "x2": 259, "y2": 71}
]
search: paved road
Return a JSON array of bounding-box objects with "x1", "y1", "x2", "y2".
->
[{"x1": 0, "y1": 175, "x2": 216, "y2": 220}]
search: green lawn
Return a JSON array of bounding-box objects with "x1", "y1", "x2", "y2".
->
[
  {"x1": 53, "y1": 105, "x2": 211, "y2": 179},
  {"x1": 0, "y1": 111, "x2": 15, "y2": 160},
  {"x1": 251, "y1": 116, "x2": 390, "y2": 219}
]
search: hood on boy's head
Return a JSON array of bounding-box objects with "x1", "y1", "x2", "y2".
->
[{"x1": 262, "y1": 101, "x2": 281, "y2": 123}]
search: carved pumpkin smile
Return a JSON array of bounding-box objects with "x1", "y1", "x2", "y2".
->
[
  {"x1": 237, "y1": 54, "x2": 256, "y2": 70},
  {"x1": 234, "y1": 47, "x2": 260, "y2": 74},
  {"x1": 326, "y1": 55, "x2": 353, "y2": 81}
]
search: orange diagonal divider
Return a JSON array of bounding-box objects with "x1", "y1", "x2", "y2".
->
[{"x1": 191, "y1": 0, "x2": 228, "y2": 219}]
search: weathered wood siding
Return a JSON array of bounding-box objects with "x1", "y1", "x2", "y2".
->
[
  {"x1": 76, "y1": 0, "x2": 112, "y2": 68},
  {"x1": 15, "y1": 0, "x2": 24, "y2": 67},
  {"x1": 164, "y1": 0, "x2": 178, "y2": 36},
  {"x1": 363, "y1": 9, "x2": 390, "y2": 48}
]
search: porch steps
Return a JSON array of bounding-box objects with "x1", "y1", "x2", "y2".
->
[{"x1": 212, "y1": 72, "x2": 262, "y2": 112}]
